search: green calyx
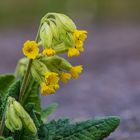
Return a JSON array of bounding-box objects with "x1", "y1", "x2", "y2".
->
[{"x1": 5, "y1": 97, "x2": 37, "y2": 135}]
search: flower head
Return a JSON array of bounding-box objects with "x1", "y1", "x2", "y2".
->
[
  {"x1": 50, "y1": 84, "x2": 60, "y2": 90},
  {"x1": 22, "y1": 40, "x2": 39, "y2": 59},
  {"x1": 41, "y1": 83, "x2": 55, "y2": 95},
  {"x1": 60, "y1": 72, "x2": 71, "y2": 84},
  {"x1": 42, "y1": 48, "x2": 56, "y2": 56},
  {"x1": 45, "y1": 72, "x2": 59, "y2": 85},
  {"x1": 68, "y1": 48, "x2": 80, "y2": 57},
  {"x1": 70, "y1": 65, "x2": 83, "y2": 79},
  {"x1": 73, "y1": 30, "x2": 87, "y2": 51}
]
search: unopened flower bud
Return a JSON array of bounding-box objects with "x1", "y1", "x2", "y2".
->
[
  {"x1": 41, "y1": 56, "x2": 72, "y2": 71},
  {"x1": 13, "y1": 99, "x2": 37, "y2": 135},
  {"x1": 40, "y1": 22, "x2": 53, "y2": 48},
  {"x1": 31, "y1": 60, "x2": 48, "y2": 83},
  {"x1": 55, "y1": 13, "x2": 76, "y2": 32},
  {"x1": 5, "y1": 98, "x2": 22, "y2": 132},
  {"x1": 49, "y1": 20, "x2": 59, "y2": 40}
]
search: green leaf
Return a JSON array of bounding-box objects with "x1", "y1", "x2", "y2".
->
[
  {"x1": 0, "y1": 74, "x2": 15, "y2": 99},
  {"x1": 6, "y1": 80, "x2": 20, "y2": 100},
  {"x1": 22, "y1": 77, "x2": 41, "y2": 116},
  {"x1": 20, "y1": 136, "x2": 38, "y2": 140},
  {"x1": 44, "y1": 116, "x2": 120, "y2": 140},
  {"x1": 0, "y1": 136, "x2": 5, "y2": 140},
  {"x1": 0, "y1": 80, "x2": 20, "y2": 120},
  {"x1": 6, "y1": 137, "x2": 14, "y2": 140},
  {"x1": 0, "y1": 136, "x2": 14, "y2": 140},
  {"x1": 41, "y1": 103, "x2": 58, "y2": 122},
  {"x1": 14, "y1": 129, "x2": 39, "y2": 140}
]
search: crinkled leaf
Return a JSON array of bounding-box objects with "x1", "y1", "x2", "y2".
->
[
  {"x1": 22, "y1": 77, "x2": 41, "y2": 116},
  {"x1": 0, "y1": 74, "x2": 15, "y2": 99},
  {"x1": 44, "y1": 116, "x2": 120, "y2": 140},
  {"x1": 0, "y1": 80, "x2": 20, "y2": 120},
  {"x1": 41, "y1": 103, "x2": 58, "y2": 122}
]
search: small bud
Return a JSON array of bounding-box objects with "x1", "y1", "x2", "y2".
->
[
  {"x1": 5, "y1": 120, "x2": 15, "y2": 133},
  {"x1": 49, "y1": 20, "x2": 59, "y2": 40},
  {"x1": 60, "y1": 32, "x2": 75, "y2": 47},
  {"x1": 13, "y1": 99, "x2": 37, "y2": 135},
  {"x1": 41, "y1": 56, "x2": 72, "y2": 71},
  {"x1": 55, "y1": 13, "x2": 76, "y2": 32},
  {"x1": 31, "y1": 60, "x2": 48, "y2": 83},
  {"x1": 40, "y1": 22, "x2": 53, "y2": 48},
  {"x1": 5, "y1": 99, "x2": 22, "y2": 132}
]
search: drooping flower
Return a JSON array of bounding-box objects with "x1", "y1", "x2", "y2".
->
[
  {"x1": 73, "y1": 30, "x2": 87, "y2": 51},
  {"x1": 41, "y1": 83, "x2": 55, "y2": 95},
  {"x1": 22, "y1": 40, "x2": 39, "y2": 59},
  {"x1": 60, "y1": 72, "x2": 71, "y2": 84},
  {"x1": 70, "y1": 65, "x2": 83, "y2": 79},
  {"x1": 50, "y1": 84, "x2": 60, "y2": 90},
  {"x1": 45, "y1": 72, "x2": 59, "y2": 85},
  {"x1": 68, "y1": 48, "x2": 80, "y2": 57},
  {"x1": 42, "y1": 48, "x2": 56, "y2": 56},
  {"x1": 40, "y1": 72, "x2": 60, "y2": 95}
]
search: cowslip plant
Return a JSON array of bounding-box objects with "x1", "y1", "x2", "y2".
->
[{"x1": 0, "y1": 13, "x2": 120, "y2": 140}]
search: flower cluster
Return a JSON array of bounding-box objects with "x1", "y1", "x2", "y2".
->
[
  {"x1": 21, "y1": 13, "x2": 87, "y2": 95},
  {"x1": 39, "y1": 13, "x2": 88, "y2": 57}
]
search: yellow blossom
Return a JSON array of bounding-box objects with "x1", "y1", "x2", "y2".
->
[
  {"x1": 40, "y1": 72, "x2": 60, "y2": 95},
  {"x1": 68, "y1": 48, "x2": 80, "y2": 57},
  {"x1": 22, "y1": 40, "x2": 39, "y2": 59},
  {"x1": 42, "y1": 48, "x2": 56, "y2": 56},
  {"x1": 73, "y1": 30, "x2": 87, "y2": 51},
  {"x1": 60, "y1": 72, "x2": 71, "y2": 84},
  {"x1": 50, "y1": 84, "x2": 60, "y2": 90},
  {"x1": 75, "y1": 40, "x2": 84, "y2": 52},
  {"x1": 70, "y1": 65, "x2": 83, "y2": 79},
  {"x1": 41, "y1": 83, "x2": 55, "y2": 95},
  {"x1": 45, "y1": 72, "x2": 59, "y2": 85}
]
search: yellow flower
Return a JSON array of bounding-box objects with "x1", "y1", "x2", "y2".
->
[
  {"x1": 41, "y1": 83, "x2": 55, "y2": 95},
  {"x1": 22, "y1": 40, "x2": 39, "y2": 59},
  {"x1": 45, "y1": 72, "x2": 59, "y2": 85},
  {"x1": 70, "y1": 65, "x2": 83, "y2": 79},
  {"x1": 50, "y1": 84, "x2": 60, "y2": 90},
  {"x1": 40, "y1": 72, "x2": 60, "y2": 95},
  {"x1": 73, "y1": 30, "x2": 87, "y2": 51},
  {"x1": 42, "y1": 48, "x2": 56, "y2": 56},
  {"x1": 75, "y1": 40, "x2": 84, "y2": 52},
  {"x1": 68, "y1": 48, "x2": 80, "y2": 57},
  {"x1": 60, "y1": 72, "x2": 71, "y2": 84}
]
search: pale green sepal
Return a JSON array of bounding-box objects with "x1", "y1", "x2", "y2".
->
[{"x1": 40, "y1": 22, "x2": 53, "y2": 48}]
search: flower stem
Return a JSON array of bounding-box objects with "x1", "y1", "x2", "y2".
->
[
  {"x1": 0, "y1": 21, "x2": 42, "y2": 137},
  {"x1": 19, "y1": 59, "x2": 33, "y2": 102},
  {"x1": 19, "y1": 22, "x2": 42, "y2": 103}
]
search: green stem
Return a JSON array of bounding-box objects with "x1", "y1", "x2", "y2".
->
[
  {"x1": 21, "y1": 79, "x2": 34, "y2": 105},
  {"x1": 0, "y1": 100, "x2": 8, "y2": 136},
  {"x1": 19, "y1": 59, "x2": 33, "y2": 102},
  {"x1": 0, "y1": 20, "x2": 42, "y2": 137},
  {"x1": 19, "y1": 22, "x2": 42, "y2": 103}
]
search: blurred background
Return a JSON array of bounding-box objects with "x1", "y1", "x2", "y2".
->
[{"x1": 0, "y1": 0, "x2": 140, "y2": 139}]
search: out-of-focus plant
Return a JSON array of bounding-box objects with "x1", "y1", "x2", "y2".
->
[{"x1": 0, "y1": 12, "x2": 120, "y2": 140}]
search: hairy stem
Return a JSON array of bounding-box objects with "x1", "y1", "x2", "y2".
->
[
  {"x1": 0, "y1": 21, "x2": 42, "y2": 137},
  {"x1": 19, "y1": 22, "x2": 42, "y2": 103},
  {"x1": 19, "y1": 59, "x2": 33, "y2": 102}
]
